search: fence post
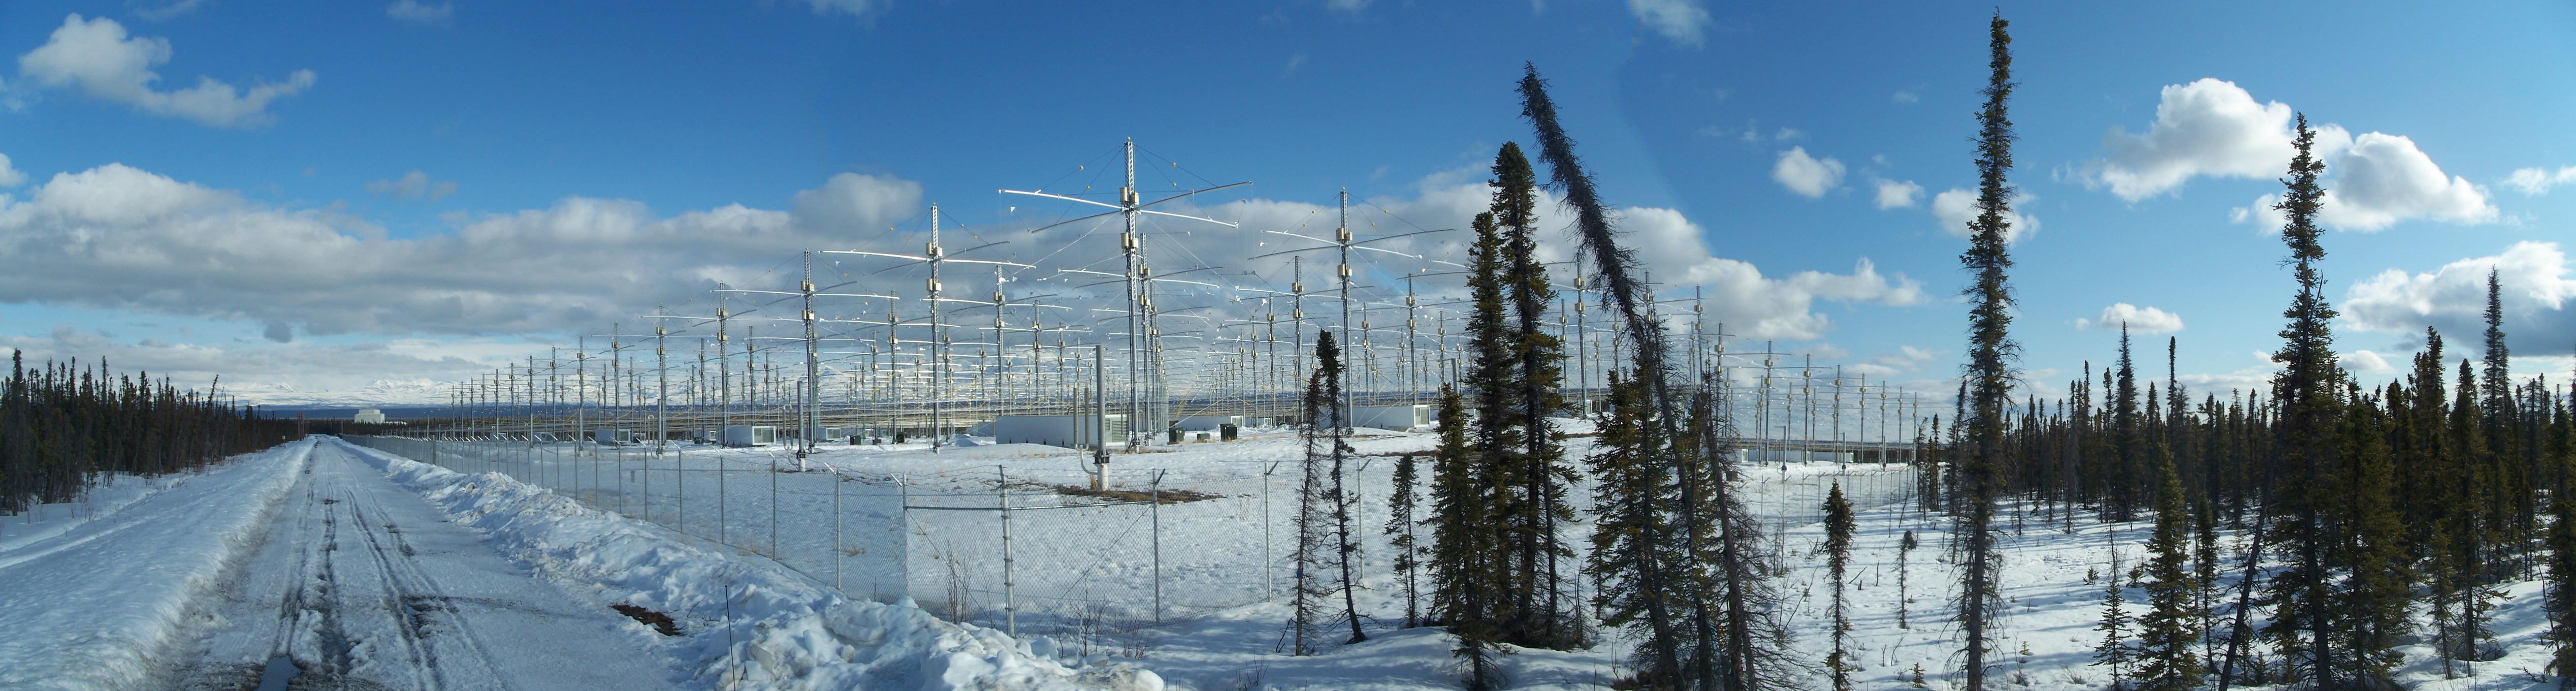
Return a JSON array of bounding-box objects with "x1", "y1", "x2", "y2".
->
[
  {"x1": 831, "y1": 461, "x2": 843, "y2": 594},
  {"x1": 997, "y1": 465, "x2": 1018, "y2": 637},
  {"x1": 677, "y1": 446, "x2": 685, "y2": 535},
  {"x1": 1151, "y1": 469, "x2": 1164, "y2": 624}
]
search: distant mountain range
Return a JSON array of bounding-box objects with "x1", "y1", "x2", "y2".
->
[{"x1": 224, "y1": 379, "x2": 456, "y2": 409}]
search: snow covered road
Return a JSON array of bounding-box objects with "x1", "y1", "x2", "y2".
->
[{"x1": 177, "y1": 438, "x2": 687, "y2": 690}]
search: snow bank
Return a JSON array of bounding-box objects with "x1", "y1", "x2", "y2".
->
[
  {"x1": 328, "y1": 436, "x2": 1164, "y2": 691},
  {"x1": 0, "y1": 438, "x2": 314, "y2": 690}
]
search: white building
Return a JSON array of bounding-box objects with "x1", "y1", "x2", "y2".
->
[{"x1": 353, "y1": 409, "x2": 386, "y2": 424}]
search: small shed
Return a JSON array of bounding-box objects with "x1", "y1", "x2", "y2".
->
[{"x1": 721, "y1": 425, "x2": 778, "y2": 448}]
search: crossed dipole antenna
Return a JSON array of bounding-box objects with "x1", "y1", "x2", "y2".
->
[
  {"x1": 1249, "y1": 191, "x2": 1449, "y2": 412},
  {"x1": 823, "y1": 204, "x2": 1031, "y2": 453},
  {"x1": 1001, "y1": 139, "x2": 1247, "y2": 446}
]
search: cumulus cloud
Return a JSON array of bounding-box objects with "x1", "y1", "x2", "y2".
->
[
  {"x1": 804, "y1": 0, "x2": 887, "y2": 20},
  {"x1": 16, "y1": 14, "x2": 316, "y2": 129},
  {"x1": 0, "y1": 162, "x2": 922, "y2": 338},
  {"x1": 1629, "y1": 0, "x2": 1712, "y2": 47},
  {"x1": 0, "y1": 153, "x2": 22, "y2": 187},
  {"x1": 2312, "y1": 133, "x2": 2496, "y2": 231},
  {"x1": 385, "y1": 1, "x2": 455, "y2": 25},
  {"x1": 0, "y1": 325, "x2": 495, "y2": 404},
  {"x1": 1874, "y1": 179, "x2": 1921, "y2": 209},
  {"x1": 2342, "y1": 349, "x2": 2396, "y2": 375},
  {"x1": 2089, "y1": 79, "x2": 2494, "y2": 232},
  {"x1": 0, "y1": 156, "x2": 1929, "y2": 397},
  {"x1": 2344, "y1": 241, "x2": 2576, "y2": 355},
  {"x1": 2087, "y1": 79, "x2": 2317, "y2": 200},
  {"x1": 1846, "y1": 344, "x2": 1939, "y2": 378},
  {"x1": 791, "y1": 172, "x2": 923, "y2": 232},
  {"x1": 2074, "y1": 303, "x2": 2184, "y2": 334},
  {"x1": 1180, "y1": 169, "x2": 1924, "y2": 341},
  {"x1": 2507, "y1": 166, "x2": 2576, "y2": 196},
  {"x1": 1930, "y1": 188, "x2": 2037, "y2": 243},
  {"x1": 1772, "y1": 147, "x2": 1844, "y2": 199},
  {"x1": 366, "y1": 170, "x2": 456, "y2": 201}
]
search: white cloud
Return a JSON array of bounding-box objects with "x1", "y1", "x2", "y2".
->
[
  {"x1": 2342, "y1": 350, "x2": 2396, "y2": 375},
  {"x1": 1930, "y1": 187, "x2": 2037, "y2": 243},
  {"x1": 1771, "y1": 147, "x2": 1843, "y2": 199},
  {"x1": 1840, "y1": 344, "x2": 1939, "y2": 379},
  {"x1": 1326, "y1": 0, "x2": 1374, "y2": 11},
  {"x1": 2074, "y1": 303, "x2": 2184, "y2": 334},
  {"x1": 366, "y1": 170, "x2": 456, "y2": 201},
  {"x1": 2344, "y1": 241, "x2": 2576, "y2": 353},
  {"x1": 0, "y1": 153, "x2": 23, "y2": 187},
  {"x1": 804, "y1": 0, "x2": 887, "y2": 20},
  {"x1": 0, "y1": 159, "x2": 1930, "y2": 393},
  {"x1": 1873, "y1": 179, "x2": 1921, "y2": 209},
  {"x1": 791, "y1": 172, "x2": 922, "y2": 232},
  {"x1": 2086, "y1": 79, "x2": 2324, "y2": 201},
  {"x1": 2229, "y1": 193, "x2": 2285, "y2": 232},
  {"x1": 1891, "y1": 90, "x2": 1918, "y2": 104},
  {"x1": 2231, "y1": 136, "x2": 2498, "y2": 232},
  {"x1": 16, "y1": 14, "x2": 316, "y2": 129},
  {"x1": 2506, "y1": 166, "x2": 2576, "y2": 196},
  {"x1": 1628, "y1": 0, "x2": 1712, "y2": 47},
  {"x1": 2091, "y1": 79, "x2": 2493, "y2": 232},
  {"x1": 0, "y1": 161, "x2": 924, "y2": 338},
  {"x1": 2313, "y1": 133, "x2": 2496, "y2": 231},
  {"x1": 0, "y1": 326, "x2": 501, "y2": 405},
  {"x1": 132, "y1": 0, "x2": 207, "y2": 21},
  {"x1": 1197, "y1": 169, "x2": 1923, "y2": 341},
  {"x1": 385, "y1": 1, "x2": 455, "y2": 25}
]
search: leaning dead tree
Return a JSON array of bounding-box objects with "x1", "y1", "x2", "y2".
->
[{"x1": 1523, "y1": 64, "x2": 1793, "y2": 691}]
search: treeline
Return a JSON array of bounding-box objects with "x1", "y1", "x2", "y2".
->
[
  {"x1": 1905, "y1": 24, "x2": 2576, "y2": 690},
  {"x1": 1, "y1": 351, "x2": 302, "y2": 513}
]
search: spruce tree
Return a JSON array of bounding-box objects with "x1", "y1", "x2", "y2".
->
[
  {"x1": 1490, "y1": 142, "x2": 1580, "y2": 647},
  {"x1": 1290, "y1": 335, "x2": 1334, "y2": 655},
  {"x1": 1899, "y1": 529, "x2": 1918, "y2": 630},
  {"x1": 2482, "y1": 269, "x2": 2527, "y2": 574},
  {"x1": 2546, "y1": 488, "x2": 2576, "y2": 686},
  {"x1": 2335, "y1": 383, "x2": 2411, "y2": 686},
  {"x1": 2450, "y1": 358, "x2": 2498, "y2": 665},
  {"x1": 1586, "y1": 371, "x2": 1685, "y2": 687},
  {"x1": 2098, "y1": 528, "x2": 2135, "y2": 691},
  {"x1": 1290, "y1": 330, "x2": 1366, "y2": 652},
  {"x1": 1823, "y1": 482, "x2": 1857, "y2": 691},
  {"x1": 1389, "y1": 452, "x2": 1424, "y2": 629},
  {"x1": 2112, "y1": 326, "x2": 2144, "y2": 522},
  {"x1": 2135, "y1": 460, "x2": 2200, "y2": 690},
  {"x1": 1317, "y1": 331, "x2": 1367, "y2": 645},
  {"x1": 1956, "y1": 14, "x2": 2019, "y2": 689},
  {"x1": 2260, "y1": 112, "x2": 2342, "y2": 689},
  {"x1": 1429, "y1": 383, "x2": 1504, "y2": 686},
  {"x1": 2193, "y1": 497, "x2": 2220, "y2": 670}
]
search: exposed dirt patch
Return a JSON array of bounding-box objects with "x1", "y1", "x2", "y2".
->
[
  {"x1": 1049, "y1": 484, "x2": 1225, "y2": 505},
  {"x1": 610, "y1": 604, "x2": 683, "y2": 636}
]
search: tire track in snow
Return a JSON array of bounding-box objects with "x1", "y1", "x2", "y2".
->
[{"x1": 182, "y1": 441, "x2": 683, "y2": 691}]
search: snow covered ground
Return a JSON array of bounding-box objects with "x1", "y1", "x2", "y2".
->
[
  {"x1": 12, "y1": 425, "x2": 2565, "y2": 690},
  {"x1": 175, "y1": 438, "x2": 687, "y2": 690},
  {"x1": 0, "y1": 439, "x2": 309, "y2": 690},
  {"x1": 359, "y1": 426, "x2": 2576, "y2": 690}
]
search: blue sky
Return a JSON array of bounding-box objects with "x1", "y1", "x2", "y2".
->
[{"x1": 1, "y1": 0, "x2": 2572, "y2": 405}]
